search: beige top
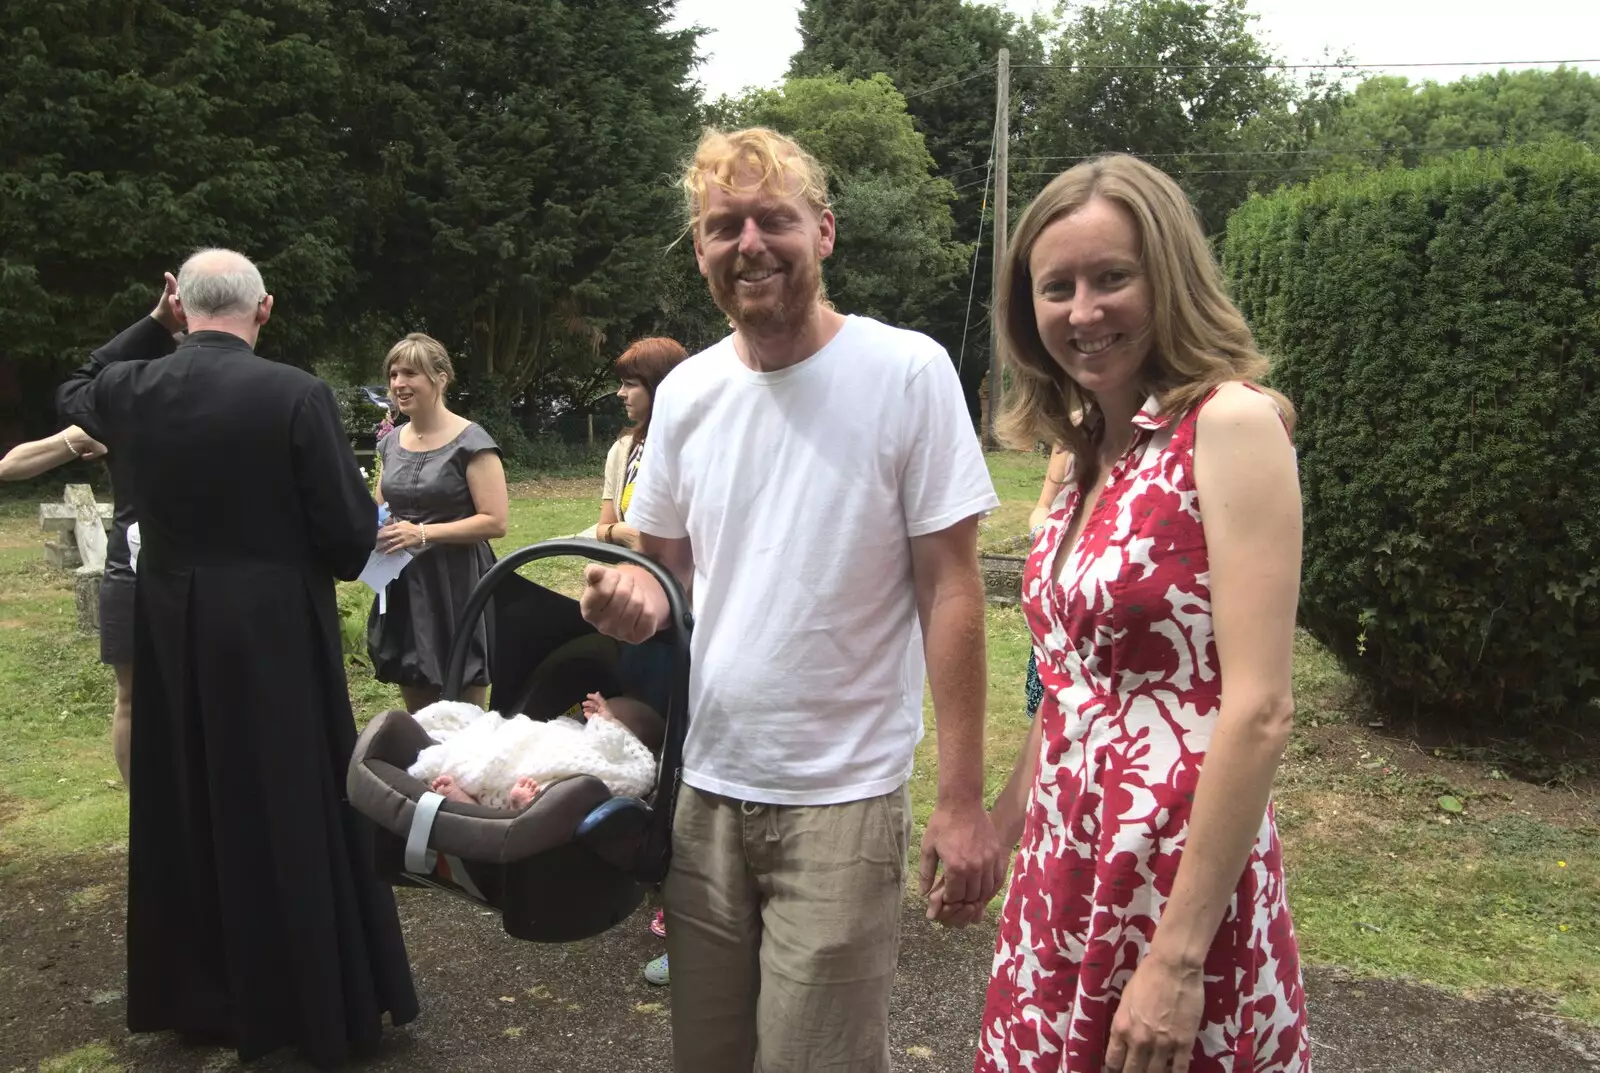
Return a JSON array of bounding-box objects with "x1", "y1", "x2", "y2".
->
[{"x1": 600, "y1": 436, "x2": 630, "y2": 503}]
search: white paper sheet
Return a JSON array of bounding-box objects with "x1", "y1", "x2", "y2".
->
[{"x1": 359, "y1": 548, "x2": 413, "y2": 613}]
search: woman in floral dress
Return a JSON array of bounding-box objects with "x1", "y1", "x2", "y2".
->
[{"x1": 956, "y1": 155, "x2": 1311, "y2": 1072}]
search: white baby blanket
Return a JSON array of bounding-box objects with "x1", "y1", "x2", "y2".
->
[{"x1": 407, "y1": 700, "x2": 655, "y2": 809}]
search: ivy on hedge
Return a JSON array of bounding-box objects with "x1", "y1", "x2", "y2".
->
[{"x1": 1223, "y1": 140, "x2": 1600, "y2": 730}]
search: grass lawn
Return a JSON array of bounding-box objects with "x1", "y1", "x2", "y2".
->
[{"x1": 1, "y1": 452, "x2": 1595, "y2": 1021}]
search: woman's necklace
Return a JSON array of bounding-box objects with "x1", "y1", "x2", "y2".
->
[{"x1": 406, "y1": 409, "x2": 450, "y2": 448}]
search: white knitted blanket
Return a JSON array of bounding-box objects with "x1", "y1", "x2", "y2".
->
[{"x1": 407, "y1": 701, "x2": 656, "y2": 810}]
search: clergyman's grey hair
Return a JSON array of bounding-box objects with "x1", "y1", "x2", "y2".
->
[{"x1": 176, "y1": 248, "x2": 266, "y2": 318}]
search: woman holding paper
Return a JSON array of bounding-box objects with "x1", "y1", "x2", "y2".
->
[{"x1": 367, "y1": 333, "x2": 508, "y2": 712}]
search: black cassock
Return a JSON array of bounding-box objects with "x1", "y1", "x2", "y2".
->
[{"x1": 58, "y1": 326, "x2": 418, "y2": 1068}]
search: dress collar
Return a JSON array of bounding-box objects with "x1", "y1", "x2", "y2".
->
[{"x1": 1082, "y1": 393, "x2": 1170, "y2": 441}]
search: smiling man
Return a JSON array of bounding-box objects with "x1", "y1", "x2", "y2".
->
[{"x1": 578, "y1": 127, "x2": 1004, "y2": 1072}]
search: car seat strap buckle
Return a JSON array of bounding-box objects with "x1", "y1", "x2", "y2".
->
[{"x1": 405, "y1": 790, "x2": 446, "y2": 873}]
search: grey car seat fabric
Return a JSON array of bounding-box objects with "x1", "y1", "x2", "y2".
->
[{"x1": 349, "y1": 708, "x2": 622, "y2": 864}]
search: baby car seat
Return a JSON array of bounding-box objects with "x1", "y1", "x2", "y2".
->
[{"x1": 346, "y1": 540, "x2": 691, "y2": 942}]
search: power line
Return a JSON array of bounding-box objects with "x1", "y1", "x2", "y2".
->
[
  {"x1": 936, "y1": 142, "x2": 1506, "y2": 187},
  {"x1": 869, "y1": 55, "x2": 1599, "y2": 101},
  {"x1": 1005, "y1": 166, "x2": 1335, "y2": 203},
  {"x1": 1006, "y1": 165, "x2": 1327, "y2": 195},
  {"x1": 956, "y1": 117, "x2": 999, "y2": 377},
  {"x1": 944, "y1": 159, "x2": 997, "y2": 178},
  {"x1": 962, "y1": 164, "x2": 1331, "y2": 197},
  {"x1": 1011, "y1": 167, "x2": 1330, "y2": 181},
  {"x1": 1152, "y1": 167, "x2": 1329, "y2": 176},
  {"x1": 901, "y1": 65, "x2": 997, "y2": 100},
  {"x1": 951, "y1": 45, "x2": 1600, "y2": 261},
  {"x1": 1027, "y1": 143, "x2": 1521, "y2": 162},
  {"x1": 1013, "y1": 58, "x2": 1600, "y2": 72},
  {"x1": 1000, "y1": 144, "x2": 1541, "y2": 190},
  {"x1": 868, "y1": 55, "x2": 1600, "y2": 110}
]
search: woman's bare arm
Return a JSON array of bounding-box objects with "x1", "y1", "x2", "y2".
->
[
  {"x1": 1146, "y1": 384, "x2": 1300, "y2": 968},
  {"x1": 1026, "y1": 445, "x2": 1071, "y2": 532},
  {"x1": 0, "y1": 427, "x2": 105, "y2": 481}
]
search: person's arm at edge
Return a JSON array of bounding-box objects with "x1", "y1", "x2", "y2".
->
[
  {"x1": 1027, "y1": 444, "x2": 1071, "y2": 533},
  {"x1": 0, "y1": 426, "x2": 107, "y2": 481}
]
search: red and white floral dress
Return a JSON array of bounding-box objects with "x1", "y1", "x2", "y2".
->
[{"x1": 975, "y1": 393, "x2": 1310, "y2": 1073}]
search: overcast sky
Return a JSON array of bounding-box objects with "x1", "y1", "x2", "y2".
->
[{"x1": 667, "y1": 0, "x2": 1600, "y2": 101}]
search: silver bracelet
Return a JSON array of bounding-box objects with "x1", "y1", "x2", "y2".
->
[
  {"x1": 60, "y1": 432, "x2": 78, "y2": 456},
  {"x1": 418, "y1": 522, "x2": 427, "y2": 548}
]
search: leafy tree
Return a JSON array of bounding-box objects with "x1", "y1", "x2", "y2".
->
[
  {"x1": 1301, "y1": 67, "x2": 1600, "y2": 170},
  {"x1": 791, "y1": 0, "x2": 1047, "y2": 231},
  {"x1": 789, "y1": 1, "x2": 1050, "y2": 406},
  {"x1": 1, "y1": 0, "x2": 369, "y2": 436},
  {"x1": 0, "y1": 0, "x2": 707, "y2": 450},
  {"x1": 645, "y1": 240, "x2": 730, "y2": 358},
  {"x1": 1025, "y1": 0, "x2": 1303, "y2": 232},
  {"x1": 348, "y1": 0, "x2": 703, "y2": 420}
]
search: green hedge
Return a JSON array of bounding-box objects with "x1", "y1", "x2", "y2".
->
[{"x1": 1223, "y1": 142, "x2": 1600, "y2": 730}]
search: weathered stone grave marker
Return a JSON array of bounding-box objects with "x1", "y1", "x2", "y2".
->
[
  {"x1": 39, "y1": 484, "x2": 113, "y2": 632},
  {"x1": 979, "y1": 532, "x2": 1029, "y2": 607}
]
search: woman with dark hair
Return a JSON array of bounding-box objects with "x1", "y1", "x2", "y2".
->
[
  {"x1": 588, "y1": 335, "x2": 690, "y2": 984},
  {"x1": 954, "y1": 154, "x2": 1309, "y2": 1072},
  {"x1": 594, "y1": 337, "x2": 691, "y2": 551}
]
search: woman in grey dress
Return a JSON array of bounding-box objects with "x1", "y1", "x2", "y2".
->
[{"x1": 367, "y1": 333, "x2": 508, "y2": 712}]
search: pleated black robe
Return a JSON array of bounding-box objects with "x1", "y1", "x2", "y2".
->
[{"x1": 58, "y1": 328, "x2": 419, "y2": 1068}]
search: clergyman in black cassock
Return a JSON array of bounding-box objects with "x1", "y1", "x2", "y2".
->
[{"x1": 57, "y1": 255, "x2": 418, "y2": 1068}]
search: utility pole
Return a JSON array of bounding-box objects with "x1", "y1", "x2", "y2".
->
[{"x1": 985, "y1": 46, "x2": 1010, "y2": 449}]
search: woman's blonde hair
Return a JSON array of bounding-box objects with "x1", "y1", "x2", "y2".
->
[
  {"x1": 997, "y1": 154, "x2": 1292, "y2": 489},
  {"x1": 383, "y1": 333, "x2": 454, "y2": 388}
]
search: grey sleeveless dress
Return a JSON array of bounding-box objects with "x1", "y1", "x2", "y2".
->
[{"x1": 366, "y1": 422, "x2": 499, "y2": 690}]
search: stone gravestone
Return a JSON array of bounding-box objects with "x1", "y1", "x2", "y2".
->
[
  {"x1": 39, "y1": 484, "x2": 113, "y2": 633},
  {"x1": 979, "y1": 532, "x2": 1030, "y2": 607}
]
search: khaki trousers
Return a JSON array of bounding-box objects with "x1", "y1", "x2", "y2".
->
[{"x1": 663, "y1": 783, "x2": 913, "y2": 1072}]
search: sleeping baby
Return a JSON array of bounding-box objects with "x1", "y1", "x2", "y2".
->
[{"x1": 407, "y1": 692, "x2": 663, "y2": 811}]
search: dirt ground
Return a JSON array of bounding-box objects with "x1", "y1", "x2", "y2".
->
[
  {"x1": 3, "y1": 852, "x2": 1599, "y2": 1073},
  {"x1": 1292, "y1": 721, "x2": 1600, "y2": 829}
]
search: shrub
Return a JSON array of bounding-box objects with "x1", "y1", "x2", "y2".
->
[
  {"x1": 1223, "y1": 141, "x2": 1600, "y2": 731},
  {"x1": 329, "y1": 384, "x2": 389, "y2": 451},
  {"x1": 337, "y1": 583, "x2": 370, "y2": 659},
  {"x1": 504, "y1": 438, "x2": 610, "y2": 479}
]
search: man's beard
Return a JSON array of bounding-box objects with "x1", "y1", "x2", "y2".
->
[{"x1": 708, "y1": 253, "x2": 822, "y2": 336}]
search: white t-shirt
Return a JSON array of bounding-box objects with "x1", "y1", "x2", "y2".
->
[{"x1": 626, "y1": 315, "x2": 999, "y2": 805}]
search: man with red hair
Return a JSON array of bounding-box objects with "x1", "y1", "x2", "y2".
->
[{"x1": 581, "y1": 127, "x2": 1003, "y2": 1072}]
